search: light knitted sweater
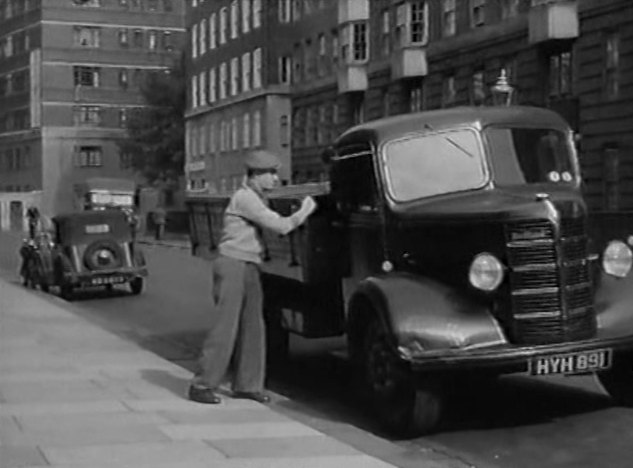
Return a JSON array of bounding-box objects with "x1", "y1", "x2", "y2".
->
[{"x1": 218, "y1": 184, "x2": 301, "y2": 264}]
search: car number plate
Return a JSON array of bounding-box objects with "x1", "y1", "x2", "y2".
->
[{"x1": 529, "y1": 349, "x2": 612, "y2": 376}]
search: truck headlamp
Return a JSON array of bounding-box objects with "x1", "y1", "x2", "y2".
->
[
  {"x1": 602, "y1": 240, "x2": 633, "y2": 278},
  {"x1": 469, "y1": 253, "x2": 504, "y2": 292}
]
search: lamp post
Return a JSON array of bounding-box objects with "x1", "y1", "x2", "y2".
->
[{"x1": 491, "y1": 69, "x2": 515, "y2": 106}]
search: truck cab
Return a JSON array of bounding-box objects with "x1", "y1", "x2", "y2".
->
[{"x1": 187, "y1": 106, "x2": 633, "y2": 435}]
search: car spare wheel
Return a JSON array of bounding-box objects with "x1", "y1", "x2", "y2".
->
[
  {"x1": 362, "y1": 317, "x2": 443, "y2": 436},
  {"x1": 129, "y1": 277, "x2": 143, "y2": 295},
  {"x1": 83, "y1": 240, "x2": 124, "y2": 271}
]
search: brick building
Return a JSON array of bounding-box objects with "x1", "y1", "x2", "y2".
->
[
  {"x1": 185, "y1": 0, "x2": 632, "y2": 211},
  {"x1": 0, "y1": 0, "x2": 185, "y2": 215}
]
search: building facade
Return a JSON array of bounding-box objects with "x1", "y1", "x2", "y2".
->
[
  {"x1": 0, "y1": 0, "x2": 185, "y2": 215},
  {"x1": 185, "y1": 0, "x2": 296, "y2": 194},
  {"x1": 184, "y1": 0, "x2": 632, "y2": 212}
]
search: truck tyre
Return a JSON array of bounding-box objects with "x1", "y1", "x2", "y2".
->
[
  {"x1": 362, "y1": 317, "x2": 442, "y2": 436},
  {"x1": 265, "y1": 307, "x2": 289, "y2": 370},
  {"x1": 129, "y1": 278, "x2": 144, "y2": 295},
  {"x1": 598, "y1": 355, "x2": 633, "y2": 407}
]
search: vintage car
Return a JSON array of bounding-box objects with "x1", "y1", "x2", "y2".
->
[
  {"x1": 20, "y1": 210, "x2": 147, "y2": 299},
  {"x1": 187, "y1": 106, "x2": 633, "y2": 435}
]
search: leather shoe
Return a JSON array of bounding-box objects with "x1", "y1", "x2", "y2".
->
[
  {"x1": 232, "y1": 391, "x2": 270, "y2": 404},
  {"x1": 188, "y1": 386, "x2": 221, "y2": 404}
]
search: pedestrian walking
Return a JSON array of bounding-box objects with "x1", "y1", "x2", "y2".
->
[
  {"x1": 152, "y1": 206, "x2": 166, "y2": 241},
  {"x1": 189, "y1": 150, "x2": 317, "y2": 404},
  {"x1": 25, "y1": 206, "x2": 40, "y2": 239}
]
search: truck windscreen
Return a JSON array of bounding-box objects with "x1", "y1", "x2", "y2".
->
[
  {"x1": 485, "y1": 127, "x2": 578, "y2": 186},
  {"x1": 383, "y1": 128, "x2": 487, "y2": 202}
]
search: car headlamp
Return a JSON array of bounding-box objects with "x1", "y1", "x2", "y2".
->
[
  {"x1": 602, "y1": 240, "x2": 633, "y2": 278},
  {"x1": 469, "y1": 252, "x2": 504, "y2": 291}
]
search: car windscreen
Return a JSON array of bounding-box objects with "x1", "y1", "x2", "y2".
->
[
  {"x1": 383, "y1": 128, "x2": 487, "y2": 202},
  {"x1": 485, "y1": 127, "x2": 578, "y2": 186}
]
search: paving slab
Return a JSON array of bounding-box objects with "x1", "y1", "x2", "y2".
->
[{"x1": 160, "y1": 421, "x2": 322, "y2": 441}]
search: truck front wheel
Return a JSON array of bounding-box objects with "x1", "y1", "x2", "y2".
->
[
  {"x1": 362, "y1": 318, "x2": 442, "y2": 436},
  {"x1": 598, "y1": 355, "x2": 633, "y2": 407}
]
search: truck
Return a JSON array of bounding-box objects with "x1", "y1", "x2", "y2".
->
[{"x1": 186, "y1": 106, "x2": 633, "y2": 435}]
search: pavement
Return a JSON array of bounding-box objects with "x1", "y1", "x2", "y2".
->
[{"x1": 0, "y1": 255, "x2": 468, "y2": 468}]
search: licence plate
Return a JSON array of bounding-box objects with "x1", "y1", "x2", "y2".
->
[
  {"x1": 92, "y1": 276, "x2": 123, "y2": 285},
  {"x1": 529, "y1": 349, "x2": 612, "y2": 376}
]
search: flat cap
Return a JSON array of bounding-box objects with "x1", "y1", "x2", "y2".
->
[{"x1": 244, "y1": 150, "x2": 281, "y2": 171}]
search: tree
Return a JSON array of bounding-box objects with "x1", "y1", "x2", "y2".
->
[{"x1": 119, "y1": 54, "x2": 186, "y2": 187}]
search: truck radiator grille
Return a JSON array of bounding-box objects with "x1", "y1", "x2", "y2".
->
[{"x1": 505, "y1": 218, "x2": 595, "y2": 345}]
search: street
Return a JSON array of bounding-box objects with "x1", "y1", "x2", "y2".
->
[{"x1": 3, "y1": 231, "x2": 633, "y2": 468}]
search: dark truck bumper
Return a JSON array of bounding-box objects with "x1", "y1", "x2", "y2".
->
[
  {"x1": 406, "y1": 335, "x2": 633, "y2": 375},
  {"x1": 66, "y1": 267, "x2": 148, "y2": 288}
]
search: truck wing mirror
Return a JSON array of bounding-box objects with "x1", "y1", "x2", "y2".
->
[{"x1": 321, "y1": 146, "x2": 335, "y2": 164}]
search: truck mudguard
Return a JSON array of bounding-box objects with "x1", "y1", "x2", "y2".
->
[{"x1": 350, "y1": 273, "x2": 507, "y2": 354}]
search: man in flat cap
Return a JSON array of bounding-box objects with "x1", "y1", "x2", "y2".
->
[{"x1": 189, "y1": 150, "x2": 316, "y2": 404}]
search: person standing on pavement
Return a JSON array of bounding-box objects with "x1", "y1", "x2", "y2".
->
[
  {"x1": 152, "y1": 206, "x2": 166, "y2": 241},
  {"x1": 189, "y1": 150, "x2": 317, "y2": 405}
]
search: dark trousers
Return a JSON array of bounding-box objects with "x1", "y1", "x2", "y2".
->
[
  {"x1": 192, "y1": 255, "x2": 265, "y2": 393},
  {"x1": 154, "y1": 223, "x2": 165, "y2": 240}
]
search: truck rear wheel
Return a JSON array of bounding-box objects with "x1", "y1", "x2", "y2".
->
[
  {"x1": 129, "y1": 278, "x2": 144, "y2": 295},
  {"x1": 362, "y1": 318, "x2": 442, "y2": 436},
  {"x1": 598, "y1": 355, "x2": 633, "y2": 407}
]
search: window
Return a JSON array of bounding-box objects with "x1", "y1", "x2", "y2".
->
[
  {"x1": 76, "y1": 146, "x2": 103, "y2": 168},
  {"x1": 119, "y1": 109, "x2": 128, "y2": 128},
  {"x1": 230, "y1": 57, "x2": 239, "y2": 96},
  {"x1": 73, "y1": 66, "x2": 100, "y2": 87},
  {"x1": 163, "y1": 31, "x2": 172, "y2": 50},
  {"x1": 163, "y1": 0, "x2": 172, "y2": 11},
  {"x1": 219, "y1": 62, "x2": 228, "y2": 99},
  {"x1": 219, "y1": 7, "x2": 227, "y2": 44},
  {"x1": 409, "y1": 79, "x2": 425, "y2": 112},
  {"x1": 191, "y1": 75, "x2": 198, "y2": 108},
  {"x1": 331, "y1": 30, "x2": 338, "y2": 65},
  {"x1": 148, "y1": 30, "x2": 157, "y2": 50},
  {"x1": 501, "y1": 0, "x2": 519, "y2": 19},
  {"x1": 351, "y1": 93, "x2": 365, "y2": 124},
  {"x1": 209, "y1": 13, "x2": 217, "y2": 49},
  {"x1": 74, "y1": 0, "x2": 101, "y2": 6},
  {"x1": 395, "y1": 1, "x2": 428, "y2": 47},
  {"x1": 199, "y1": 19, "x2": 207, "y2": 54},
  {"x1": 548, "y1": 51, "x2": 572, "y2": 98},
  {"x1": 381, "y1": 9, "x2": 390, "y2": 56},
  {"x1": 209, "y1": 67, "x2": 216, "y2": 102},
  {"x1": 317, "y1": 34, "x2": 326, "y2": 76},
  {"x1": 341, "y1": 22, "x2": 368, "y2": 62},
  {"x1": 191, "y1": 23, "x2": 198, "y2": 58},
  {"x1": 242, "y1": 0, "x2": 250, "y2": 33},
  {"x1": 317, "y1": 105, "x2": 326, "y2": 144},
  {"x1": 243, "y1": 113, "x2": 251, "y2": 148},
  {"x1": 442, "y1": 74, "x2": 456, "y2": 107},
  {"x1": 293, "y1": 43, "x2": 303, "y2": 82},
  {"x1": 471, "y1": 69, "x2": 485, "y2": 105},
  {"x1": 279, "y1": 0, "x2": 291, "y2": 22},
  {"x1": 471, "y1": 0, "x2": 485, "y2": 28},
  {"x1": 292, "y1": 0, "x2": 301, "y2": 21},
  {"x1": 73, "y1": 105, "x2": 101, "y2": 126},
  {"x1": 147, "y1": 0, "x2": 158, "y2": 10},
  {"x1": 133, "y1": 29, "x2": 143, "y2": 47},
  {"x1": 442, "y1": 0, "x2": 456, "y2": 37},
  {"x1": 605, "y1": 32, "x2": 620, "y2": 100},
  {"x1": 280, "y1": 115, "x2": 289, "y2": 146},
  {"x1": 304, "y1": 39, "x2": 313, "y2": 79},
  {"x1": 252, "y1": 110, "x2": 262, "y2": 147},
  {"x1": 119, "y1": 68, "x2": 128, "y2": 88},
  {"x1": 73, "y1": 26, "x2": 100, "y2": 48},
  {"x1": 119, "y1": 151, "x2": 133, "y2": 169},
  {"x1": 253, "y1": 47, "x2": 262, "y2": 88},
  {"x1": 242, "y1": 52, "x2": 251, "y2": 92},
  {"x1": 118, "y1": 29, "x2": 129, "y2": 47},
  {"x1": 230, "y1": 0, "x2": 238, "y2": 39},
  {"x1": 279, "y1": 56, "x2": 291, "y2": 84},
  {"x1": 199, "y1": 71, "x2": 207, "y2": 104},
  {"x1": 231, "y1": 117, "x2": 238, "y2": 150},
  {"x1": 252, "y1": 0, "x2": 261, "y2": 28}
]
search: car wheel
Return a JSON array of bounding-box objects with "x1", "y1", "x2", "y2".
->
[
  {"x1": 362, "y1": 317, "x2": 443, "y2": 436},
  {"x1": 60, "y1": 284, "x2": 74, "y2": 301},
  {"x1": 598, "y1": 354, "x2": 633, "y2": 407},
  {"x1": 129, "y1": 277, "x2": 143, "y2": 295}
]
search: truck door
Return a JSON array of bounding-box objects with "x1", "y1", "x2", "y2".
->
[{"x1": 330, "y1": 143, "x2": 385, "y2": 304}]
